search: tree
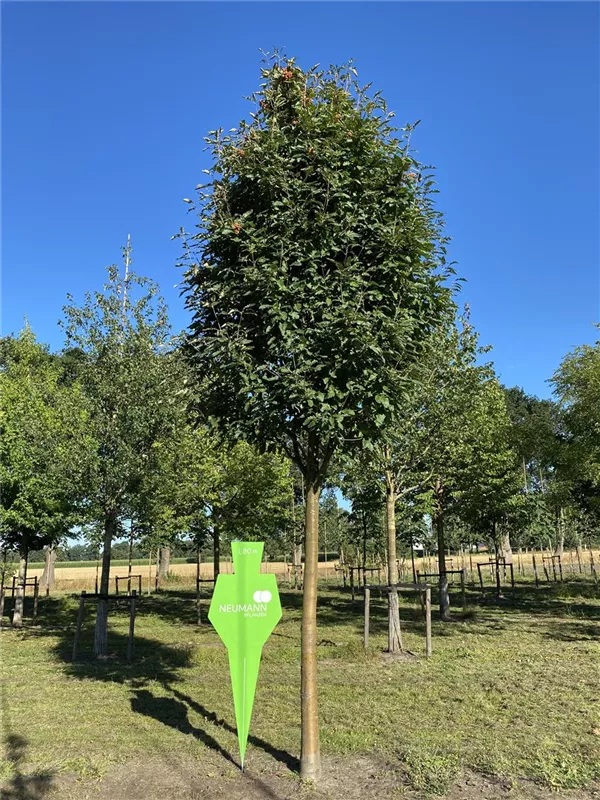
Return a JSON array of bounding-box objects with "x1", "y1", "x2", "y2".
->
[
  {"x1": 457, "y1": 381, "x2": 522, "y2": 595},
  {"x1": 61, "y1": 243, "x2": 181, "y2": 655},
  {"x1": 0, "y1": 326, "x2": 90, "y2": 625},
  {"x1": 181, "y1": 55, "x2": 454, "y2": 779},
  {"x1": 412, "y1": 311, "x2": 508, "y2": 618},
  {"x1": 503, "y1": 387, "x2": 566, "y2": 552},
  {"x1": 551, "y1": 330, "x2": 600, "y2": 542}
]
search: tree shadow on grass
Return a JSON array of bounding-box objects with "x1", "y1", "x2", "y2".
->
[
  {"x1": 541, "y1": 620, "x2": 600, "y2": 642},
  {"x1": 51, "y1": 627, "x2": 193, "y2": 687},
  {"x1": 1, "y1": 695, "x2": 54, "y2": 800},
  {"x1": 4, "y1": 594, "x2": 195, "y2": 686},
  {"x1": 0, "y1": 734, "x2": 54, "y2": 800}
]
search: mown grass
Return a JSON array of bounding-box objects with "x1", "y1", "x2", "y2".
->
[{"x1": 1, "y1": 578, "x2": 599, "y2": 797}]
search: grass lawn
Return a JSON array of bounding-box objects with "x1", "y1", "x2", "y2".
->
[{"x1": 1, "y1": 578, "x2": 599, "y2": 799}]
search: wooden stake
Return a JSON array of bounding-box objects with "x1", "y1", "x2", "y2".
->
[
  {"x1": 363, "y1": 586, "x2": 370, "y2": 650},
  {"x1": 127, "y1": 590, "x2": 137, "y2": 662},
  {"x1": 532, "y1": 548, "x2": 539, "y2": 587},
  {"x1": 73, "y1": 591, "x2": 86, "y2": 661},
  {"x1": 425, "y1": 586, "x2": 432, "y2": 659},
  {"x1": 32, "y1": 579, "x2": 39, "y2": 624},
  {"x1": 576, "y1": 544, "x2": 583, "y2": 574}
]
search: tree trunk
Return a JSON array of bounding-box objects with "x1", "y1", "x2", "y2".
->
[
  {"x1": 385, "y1": 464, "x2": 403, "y2": 653},
  {"x1": 300, "y1": 478, "x2": 321, "y2": 781},
  {"x1": 293, "y1": 543, "x2": 303, "y2": 589},
  {"x1": 94, "y1": 510, "x2": 117, "y2": 657},
  {"x1": 0, "y1": 550, "x2": 7, "y2": 625},
  {"x1": 435, "y1": 497, "x2": 451, "y2": 621},
  {"x1": 213, "y1": 528, "x2": 220, "y2": 579},
  {"x1": 12, "y1": 547, "x2": 28, "y2": 628},
  {"x1": 196, "y1": 546, "x2": 202, "y2": 625},
  {"x1": 39, "y1": 545, "x2": 57, "y2": 597},
  {"x1": 362, "y1": 512, "x2": 368, "y2": 574},
  {"x1": 158, "y1": 546, "x2": 170, "y2": 579},
  {"x1": 500, "y1": 530, "x2": 513, "y2": 564}
]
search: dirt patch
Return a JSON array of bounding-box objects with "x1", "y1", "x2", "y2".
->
[
  {"x1": 16, "y1": 753, "x2": 599, "y2": 800},
  {"x1": 380, "y1": 649, "x2": 420, "y2": 664}
]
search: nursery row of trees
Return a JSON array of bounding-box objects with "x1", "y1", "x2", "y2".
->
[{"x1": 2, "y1": 54, "x2": 598, "y2": 781}]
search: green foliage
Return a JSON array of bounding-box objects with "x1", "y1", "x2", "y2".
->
[
  {"x1": 551, "y1": 329, "x2": 600, "y2": 521},
  {"x1": 181, "y1": 54, "x2": 454, "y2": 478},
  {"x1": 61, "y1": 250, "x2": 180, "y2": 524},
  {"x1": 0, "y1": 326, "x2": 91, "y2": 555}
]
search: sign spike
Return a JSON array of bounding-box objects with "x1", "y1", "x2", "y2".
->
[{"x1": 208, "y1": 542, "x2": 282, "y2": 770}]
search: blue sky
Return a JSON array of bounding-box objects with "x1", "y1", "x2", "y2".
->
[{"x1": 2, "y1": 1, "x2": 598, "y2": 398}]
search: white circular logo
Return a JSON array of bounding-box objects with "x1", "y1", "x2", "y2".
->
[{"x1": 253, "y1": 590, "x2": 272, "y2": 603}]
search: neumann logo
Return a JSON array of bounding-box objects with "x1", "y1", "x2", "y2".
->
[
  {"x1": 219, "y1": 590, "x2": 272, "y2": 617},
  {"x1": 253, "y1": 590, "x2": 272, "y2": 603}
]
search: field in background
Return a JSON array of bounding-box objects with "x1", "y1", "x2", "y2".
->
[{"x1": 16, "y1": 548, "x2": 600, "y2": 595}]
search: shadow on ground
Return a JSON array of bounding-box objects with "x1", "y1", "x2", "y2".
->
[
  {"x1": 1, "y1": 698, "x2": 54, "y2": 800},
  {"x1": 129, "y1": 686, "x2": 299, "y2": 773}
]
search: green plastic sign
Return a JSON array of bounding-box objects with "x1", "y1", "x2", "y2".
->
[{"x1": 208, "y1": 541, "x2": 282, "y2": 769}]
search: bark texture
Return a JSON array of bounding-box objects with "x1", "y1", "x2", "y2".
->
[
  {"x1": 300, "y1": 479, "x2": 321, "y2": 781},
  {"x1": 385, "y1": 466, "x2": 403, "y2": 653},
  {"x1": 12, "y1": 549, "x2": 28, "y2": 628},
  {"x1": 213, "y1": 529, "x2": 220, "y2": 579},
  {"x1": 39, "y1": 545, "x2": 57, "y2": 596},
  {"x1": 94, "y1": 511, "x2": 117, "y2": 657},
  {"x1": 158, "y1": 546, "x2": 170, "y2": 579},
  {"x1": 435, "y1": 507, "x2": 451, "y2": 621}
]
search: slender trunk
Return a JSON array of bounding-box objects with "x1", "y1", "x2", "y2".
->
[
  {"x1": 213, "y1": 528, "x2": 220, "y2": 580},
  {"x1": 323, "y1": 521, "x2": 328, "y2": 580},
  {"x1": 435, "y1": 491, "x2": 450, "y2": 621},
  {"x1": 196, "y1": 546, "x2": 202, "y2": 626},
  {"x1": 12, "y1": 546, "x2": 28, "y2": 628},
  {"x1": 410, "y1": 533, "x2": 417, "y2": 584},
  {"x1": 300, "y1": 478, "x2": 321, "y2": 781},
  {"x1": 0, "y1": 550, "x2": 7, "y2": 625},
  {"x1": 500, "y1": 530, "x2": 513, "y2": 565},
  {"x1": 94, "y1": 510, "x2": 117, "y2": 657},
  {"x1": 39, "y1": 545, "x2": 57, "y2": 597},
  {"x1": 128, "y1": 526, "x2": 134, "y2": 578},
  {"x1": 362, "y1": 512, "x2": 367, "y2": 577},
  {"x1": 385, "y1": 462, "x2": 403, "y2": 653},
  {"x1": 522, "y1": 457, "x2": 528, "y2": 493},
  {"x1": 158, "y1": 546, "x2": 170, "y2": 579},
  {"x1": 293, "y1": 543, "x2": 303, "y2": 589},
  {"x1": 494, "y1": 525, "x2": 503, "y2": 597}
]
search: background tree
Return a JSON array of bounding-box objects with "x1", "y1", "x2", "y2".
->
[
  {"x1": 551, "y1": 330, "x2": 600, "y2": 545},
  {"x1": 61, "y1": 244, "x2": 181, "y2": 655},
  {"x1": 181, "y1": 54, "x2": 454, "y2": 779},
  {"x1": 412, "y1": 311, "x2": 506, "y2": 619},
  {"x1": 0, "y1": 326, "x2": 90, "y2": 625}
]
